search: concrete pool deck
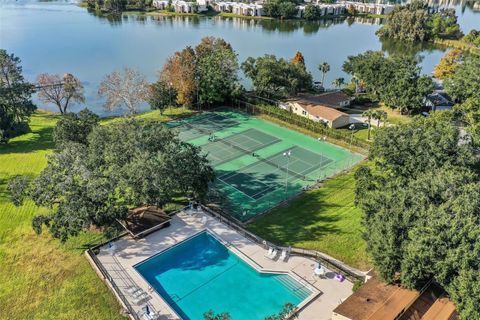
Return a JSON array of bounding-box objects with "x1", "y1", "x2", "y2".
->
[{"x1": 93, "y1": 209, "x2": 354, "y2": 320}]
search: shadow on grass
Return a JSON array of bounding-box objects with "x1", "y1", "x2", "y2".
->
[
  {"x1": 0, "y1": 126, "x2": 55, "y2": 155},
  {"x1": 248, "y1": 197, "x2": 343, "y2": 245},
  {"x1": 247, "y1": 172, "x2": 360, "y2": 246}
]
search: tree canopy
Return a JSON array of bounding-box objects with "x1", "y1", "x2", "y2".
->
[
  {"x1": 444, "y1": 54, "x2": 480, "y2": 102},
  {"x1": 194, "y1": 37, "x2": 239, "y2": 106},
  {"x1": 263, "y1": 0, "x2": 298, "y2": 19},
  {"x1": 241, "y1": 54, "x2": 312, "y2": 99},
  {"x1": 159, "y1": 37, "x2": 239, "y2": 108},
  {"x1": 462, "y1": 29, "x2": 480, "y2": 47},
  {"x1": 0, "y1": 49, "x2": 36, "y2": 143},
  {"x1": 377, "y1": 1, "x2": 461, "y2": 42},
  {"x1": 147, "y1": 80, "x2": 177, "y2": 114},
  {"x1": 453, "y1": 98, "x2": 480, "y2": 146},
  {"x1": 11, "y1": 119, "x2": 214, "y2": 241},
  {"x1": 303, "y1": 4, "x2": 321, "y2": 21},
  {"x1": 355, "y1": 115, "x2": 480, "y2": 319},
  {"x1": 433, "y1": 49, "x2": 462, "y2": 80},
  {"x1": 53, "y1": 108, "x2": 100, "y2": 148},
  {"x1": 343, "y1": 51, "x2": 433, "y2": 113},
  {"x1": 290, "y1": 51, "x2": 305, "y2": 68}
]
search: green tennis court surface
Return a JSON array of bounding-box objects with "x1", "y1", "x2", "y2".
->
[{"x1": 168, "y1": 110, "x2": 364, "y2": 222}]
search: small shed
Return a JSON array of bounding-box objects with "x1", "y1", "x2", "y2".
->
[{"x1": 118, "y1": 206, "x2": 171, "y2": 239}]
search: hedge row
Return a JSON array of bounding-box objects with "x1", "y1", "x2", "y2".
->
[{"x1": 232, "y1": 100, "x2": 371, "y2": 150}]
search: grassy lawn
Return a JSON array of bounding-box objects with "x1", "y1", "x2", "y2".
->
[
  {"x1": 338, "y1": 126, "x2": 370, "y2": 142},
  {"x1": 247, "y1": 166, "x2": 372, "y2": 271},
  {"x1": 375, "y1": 104, "x2": 412, "y2": 125},
  {"x1": 0, "y1": 108, "x2": 192, "y2": 320}
]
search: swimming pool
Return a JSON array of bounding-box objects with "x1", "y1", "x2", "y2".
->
[{"x1": 135, "y1": 231, "x2": 312, "y2": 320}]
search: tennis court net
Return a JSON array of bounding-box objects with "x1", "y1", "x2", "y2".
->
[{"x1": 214, "y1": 137, "x2": 307, "y2": 181}]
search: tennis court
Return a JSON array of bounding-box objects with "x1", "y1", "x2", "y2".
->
[
  {"x1": 202, "y1": 128, "x2": 281, "y2": 166},
  {"x1": 168, "y1": 110, "x2": 363, "y2": 222},
  {"x1": 167, "y1": 113, "x2": 240, "y2": 141}
]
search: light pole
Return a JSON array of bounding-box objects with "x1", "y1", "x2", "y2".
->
[
  {"x1": 283, "y1": 150, "x2": 292, "y2": 200},
  {"x1": 317, "y1": 137, "x2": 325, "y2": 182},
  {"x1": 195, "y1": 74, "x2": 200, "y2": 112},
  {"x1": 348, "y1": 124, "x2": 355, "y2": 170},
  {"x1": 168, "y1": 81, "x2": 173, "y2": 113}
]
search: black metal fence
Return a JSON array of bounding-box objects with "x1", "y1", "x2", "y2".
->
[
  {"x1": 201, "y1": 205, "x2": 366, "y2": 283},
  {"x1": 86, "y1": 246, "x2": 142, "y2": 320}
]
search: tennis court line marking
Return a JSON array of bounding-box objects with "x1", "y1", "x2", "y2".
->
[
  {"x1": 248, "y1": 158, "x2": 335, "y2": 201},
  {"x1": 216, "y1": 176, "x2": 257, "y2": 201},
  {"x1": 249, "y1": 184, "x2": 278, "y2": 200}
]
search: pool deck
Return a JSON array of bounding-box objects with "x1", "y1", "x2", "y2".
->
[{"x1": 93, "y1": 209, "x2": 354, "y2": 320}]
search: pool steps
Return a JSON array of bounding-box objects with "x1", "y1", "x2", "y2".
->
[{"x1": 275, "y1": 274, "x2": 312, "y2": 301}]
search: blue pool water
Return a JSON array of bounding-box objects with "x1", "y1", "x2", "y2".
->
[{"x1": 135, "y1": 231, "x2": 311, "y2": 320}]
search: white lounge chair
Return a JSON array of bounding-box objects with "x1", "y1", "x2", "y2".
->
[
  {"x1": 141, "y1": 306, "x2": 158, "y2": 320},
  {"x1": 200, "y1": 216, "x2": 208, "y2": 224},
  {"x1": 267, "y1": 249, "x2": 278, "y2": 260},
  {"x1": 279, "y1": 249, "x2": 289, "y2": 262},
  {"x1": 142, "y1": 312, "x2": 158, "y2": 320},
  {"x1": 265, "y1": 247, "x2": 274, "y2": 258}
]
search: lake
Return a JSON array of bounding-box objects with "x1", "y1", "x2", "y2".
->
[{"x1": 0, "y1": 0, "x2": 479, "y2": 115}]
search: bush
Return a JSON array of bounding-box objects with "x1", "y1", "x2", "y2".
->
[
  {"x1": 352, "y1": 279, "x2": 364, "y2": 292},
  {"x1": 0, "y1": 120, "x2": 30, "y2": 144}
]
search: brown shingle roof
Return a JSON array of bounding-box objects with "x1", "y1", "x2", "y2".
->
[
  {"x1": 421, "y1": 297, "x2": 458, "y2": 320},
  {"x1": 290, "y1": 91, "x2": 351, "y2": 108},
  {"x1": 333, "y1": 274, "x2": 418, "y2": 320},
  {"x1": 333, "y1": 273, "x2": 458, "y2": 320},
  {"x1": 302, "y1": 104, "x2": 348, "y2": 121},
  {"x1": 119, "y1": 206, "x2": 171, "y2": 238}
]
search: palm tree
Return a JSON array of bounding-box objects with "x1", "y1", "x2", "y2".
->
[
  {"x1": 362, "y1": 109, "x2": 376, "y2": 141},
  {"x1": 373, "y1": 110, "x2": 387, "y2": 128},
  {"x1": 351, "y1": 74, "x2": 360, "y2": 94},
  {"x1": 332, "y1": 77, "x2": 345, "y2": 89},
  {"x1": 318, "y1": 62, "x2": 330, "y2": 87}
]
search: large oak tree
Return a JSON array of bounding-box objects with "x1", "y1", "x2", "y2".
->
[
  {"x1": 355, "y1": 115, "x2": 480, "y2": 319},
  {"x1": 0, "y1": 50, "x2": 36, "y2": 143},
  {"x1": 11, "y1": 119, "x2": 214, "y2": 241}
]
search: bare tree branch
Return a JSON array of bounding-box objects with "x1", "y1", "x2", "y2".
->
[
  {"x1": 36, "y1": 73, "x2": 85, "y2": 114},
  {"x1": 98, "y1": 67, "x2": 148, "y2": 115}
]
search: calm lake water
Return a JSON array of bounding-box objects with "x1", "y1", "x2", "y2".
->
[{"x1": 1, "y1": 0, "x2": 479, "y2": 115}]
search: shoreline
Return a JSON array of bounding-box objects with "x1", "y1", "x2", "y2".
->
[{"x1": 78, "y1": 3, "x2": 379, "y2": 23}]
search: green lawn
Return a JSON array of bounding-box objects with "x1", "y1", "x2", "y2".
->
[
  {"x1": 338, "y1": 126, "x2": 370, "y2": 142},
  {"x1": 0, "y1": 107, "x2": 369, "y2": 318},
  {"x1": 0, "y1": 108, "x2": 192, "y2": 320},
  {"x1": 247, "y1": 166, "x2": 372, "y2": 271}
]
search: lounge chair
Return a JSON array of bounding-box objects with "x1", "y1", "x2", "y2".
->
[
  {"x1": 142, "y1": 312, "x2": 158, "y2": 320},
  {"x1": 132, "y1": 292, "x2": 149, "y2": 305},
  {"x1": 279, "y1": 249, "x2": 289, "y2": 262},
  {"x1": 132, "y1": 289, "x2": 147, "y2": 299},
  {"x1": 267, "y1": 249, "x2": 278, "y2": 260},
  {"x1": 264, "y1": 247, "x2": 274, "y2": 258},
  {"x1": 200, "y1": 216, "x2": 208, "y2": 224},
  {"x1": 141, "y1": 306, "x2": 158, "y2": 320},
  {"x1": 126, "y1": 286, "x2": 141, "y2": 295}
]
